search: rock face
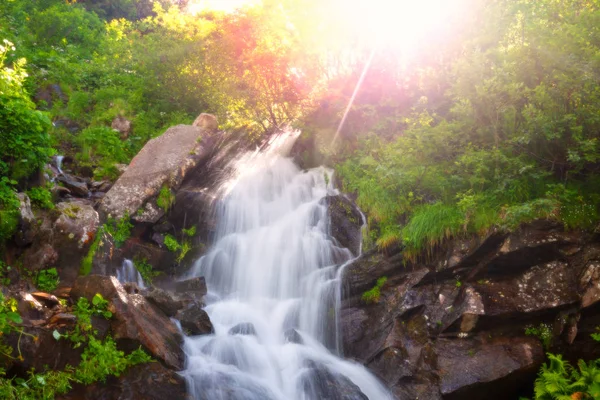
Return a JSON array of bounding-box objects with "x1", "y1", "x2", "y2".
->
[
  {"x1": 99, "y1": 119, "x2": 218, "y2": 220},
  {"x1": 111, "y1": 116, "x2": 132, "y2": 139},
  {"x1": 340, "y1": 222, "x2": 600, "y2": 399},
  {"x1": 71, "y1": 275, "x2": 184, "y2": 369},
  {"x1": 323, "y1": 195, "x2": 363, "y2": 257}
]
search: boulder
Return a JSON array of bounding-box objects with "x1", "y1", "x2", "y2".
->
[
  {"x1": 284, "y1": 328, "x2": 303, "y2": 344},
  {"x1": 145, "y1": 288, "x2": 185, "y2": 317},
  {"x1": 176, "y1": 302, "x2": 214, "y2": 336},
  {"x1": 71, "y1": 275, "x2": 184, "y2": 369},
  {"x1": 99, "y1": 120, "x2": 218, "y2": 220},
  {"x1": 22, "y1": 243, "x2": 58, "y2": 272},
  {"x1": 111, "y1": 116, "x2": 132, "y2": 139},
  {"x1": 172, "y1": 277, "x2": 208, "y2": 297}
]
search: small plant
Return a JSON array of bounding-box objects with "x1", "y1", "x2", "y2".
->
[
  {"x1": 182, "y1": 225, "x2": 196, "y2": 237},
  {"x1": 81, "y1": 227, "x2": 104, "y2": 276},
  {"x1": 455, "y1": 279, "x2": 462, "y2": 288},
  {"x1": 525, "y1": 323, "x2": 553, "y2": 350},
  {"x1": 133, "y1": 257, "x2": 160, "y2": 284},
  {"x1": 0, "y1": 261, "x2": 11, "y2": 285},
  {"x1": 105, "y1": 212, "x2": 132, "y2": 248},
  {"x1": 156, "y1": 185, "x2": 175, "y2": 213},
  {"x1": 531, "y1": 353, "x2": 600, "y2": 400},
  {"x1": 361, "y1": 276, "x2": 388, "y2": 304},
  {"x1": 36, "y1": 268, "x2": 59, "y2": 292},
  {"x1": 591, "y1": 327, "x2": 600, "y2": 342}
]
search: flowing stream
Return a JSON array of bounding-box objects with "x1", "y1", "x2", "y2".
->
[
  {"x1": 116, "y1": 259, "x2": 146, "y2": 289},
  {"x1": 182, "y1": 133, "x2": 393, "y2": 400}
]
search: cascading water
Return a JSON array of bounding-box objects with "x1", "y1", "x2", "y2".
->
[
  {"x1": 182, "y1": 132, "x2": 393, "y2": 400},
  {"x1": 116, "y1": 259, "x2": 145, "y2": 289}
]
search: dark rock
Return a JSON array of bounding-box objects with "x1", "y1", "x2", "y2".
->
[
  {"x1": 176, "y1": 302, "x2": 213, "y2": 336},
  {"x1": 99, "y1": 121, "x2": 218, "y2": 220},
  {"x1": 229, "y1": 322, "x2": 257, "y2": 336},
  {"x1": 436, "y1": 336, "x2": 543, "y2": 400},
  {"x1": 59, "y1": 362, "x2": 188, "y2": 400},
  {"x1": 52, "y1": 185, "x2": 72, "y2": 198},
  {"x1": 15, "y1": 193, "x2": 36, "y2": 246},
  {"x1": 71, "y1": 275, "x2": 184, "y2": 369},
  {"x1": 145, "y1": 288, "x2": 185, "y2": 317},
  {"x1": 57, "y1": 174, "x2": 89, "y2": 197},
  {"x1": 322, "y1": 195, "x2": 363, "y2": 257},
  {"x1": 22, "y1": 243, "x2": 58, "y2": 272},
  {"x1": 284, "y1": 328, "x2": 303, "y2": 344},
  {"x1": 48, "y1": 312, "x2": 77, "y2": 326},
  {"x1": 300, "y1": 361, "x2": 369, "y2": 400}
]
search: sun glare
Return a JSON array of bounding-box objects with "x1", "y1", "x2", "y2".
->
[
  {"x1": 334, "y1": 0, "x2": 469, "y2": 58},
  {"x1": 187, "y1": 0, "x2": 260, "y2": 14}
]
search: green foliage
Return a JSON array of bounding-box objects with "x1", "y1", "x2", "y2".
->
[
  {"x1": 104, "y1": 213, "x2": 132, "y2": 248},
  {"x1": 163, "y1": 234, "x2": 181, "y2": 252},
  {"x1": 182, "y1": 225, "x2": 196, "y2": 237},
  {"x1": 36, "y1": 268, "x2": 59, "y2": 293},
  {"x1": 532, "y1": 354, "x2": 600, "y2": 400},
  {"x1": 76, "y1": 126, "x2": 128, "y2": 180},
  {"x1": 26, "y1": 187, "x2": 54, "y2": 210},
  {"x1": 74, "y1": 337, "x2": 149, "y2": 385},
  {"x1": 361, "y1": 276, "x2": 388, "y2": 304},
  {"x1": 133, "y1": 257, "x2": 160, "y2": 285},
  {"x1": 525, "y1": 323, "x2": 553, "y2": 351},
  {"x1": 156, "y1": 185, "x2": 175, "y2": 213}
]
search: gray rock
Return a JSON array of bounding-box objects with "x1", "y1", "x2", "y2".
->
[
  {"x1": 57, "y1": 174, "x2": 89, "y2": 197},
  {"x1": 99, "y1": 120, "x2": 218, "y2": 220},
  {"x1": 229, "y1": 322, "x2": 257, "y2": 336}
]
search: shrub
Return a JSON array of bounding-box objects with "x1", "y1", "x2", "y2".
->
[
  {"x1": 27, "y1": 186, "x2": 54, "y2": 210},
  {"x1": 36, "y1": 267, "x2": 59, "y2": 292},
  {"x1": 362, "y1": 276, "x2": 388, "y2": 304}
]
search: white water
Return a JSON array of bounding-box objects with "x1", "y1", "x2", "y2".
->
[
  {"x1": 55, "y1": 155, "x2": 64, "y2": 175},
  {"x1": 182, "y1": 134, "x2": 393, "y2": 400},
  {"x1": 116, "y1": 259, "x2": 145, "y2": 289}
]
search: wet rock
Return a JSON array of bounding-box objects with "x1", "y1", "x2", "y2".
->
[
  {"x1": 173, "y1": 277, "x2": 208, "y2": 297},
  {"x1": 48, "y1": 312, "x2": 77, "y2": 326},
  {"x1": 284, "y1": 328, "x2": 303, "y2": 344},
  {"x1": 436, "y1": 336, "x2": 543, "y2": 400},
  {"x1": 99, "y1": 121, "x2": 218, "y2": 220},
  {"x1": 60, "y1": 362, "x2": 188, "y2": 400},
  {"x1": 57, "y1": 174, "x2": 89, "y2": 197},
  {"x1": 145, "y1": 288, "x2": 185, "y2": 317},
  {"x1": 15, "y1": 193, "x2": 36, "y2": 246},
  {"x1": 52, "y1": 185, "x2": 72, "y2": 198},
  {"x1": 323, "y1": 195, "x2": 363, "y2": 257},
  {"x1": 71, "y1": 275, "x2": 184, "y2": 369},
  {"x1": 176, "y1": 302, "x2": 213, "y2": 336},
  {"x1": 300, "y1": 361, "x2": 369, "y2": 400},
  {"x1": 187, "y1": 370, "x2": 277, "y2": 400},
  {"x1": 111, "y1": 116, "x2": 132, "y2": 139},
  {"x1": 229, "y1": 322, "x2": 257, "y2": 336},
  {"x1": 192, "y1": 113, "x2": 218, "y2": 131}
]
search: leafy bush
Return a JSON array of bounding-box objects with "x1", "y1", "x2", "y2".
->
[
  {"x1": 531, "y1": 354, "x2": 600, "y2": 400},
  {"x1": 76, "y1": 126, "x2": 129, "y2": 180},
  {"x1": 133, "y1": 257, "x2": 160, "y2": 285},
  {"x1": 525, "y1": 324, "x2": 553, "y2": 351},
  {"x1": 27, "y1": 186, "x2": 54, "y2": 210},
  {"x1": 36, "y1": 268, "x2": 59, "y2": 293}
]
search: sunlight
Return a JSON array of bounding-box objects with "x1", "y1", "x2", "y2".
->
[
  {"x1": 187, "y1": 0, "x2": 260, "y2": 14},
  {"x1": 333, "y1": 0, "x2": 469, "y2": 57}
]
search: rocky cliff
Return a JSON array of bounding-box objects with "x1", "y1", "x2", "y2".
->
[{"x1": 340, "y1": 220, "x2": 600, "y2": 399}]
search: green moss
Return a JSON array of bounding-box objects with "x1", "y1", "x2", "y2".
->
[
  {"x1": 156, "y1": 185, "x2": 175, "y2": 213},
  {"x1": 80, "y1": 226, "x2": 104, "y2": 276},
  {"x1": 361, "y1": 276, "x2": 388, "y2": 304}
]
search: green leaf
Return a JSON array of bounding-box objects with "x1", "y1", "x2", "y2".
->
[{"x1": 53, "y1": 329, "x2": 62, "y2": 341}]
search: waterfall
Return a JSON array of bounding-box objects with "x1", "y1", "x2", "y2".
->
[
  {"x1": 55, "y1": 155, "x2": 64, "y2": 175},
  {"x1": 182, "y1": 132, "x2": 393, "y2": 400},
  {"x1": 116, "y1": 259, "x2": 145, "y2": 289}
]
